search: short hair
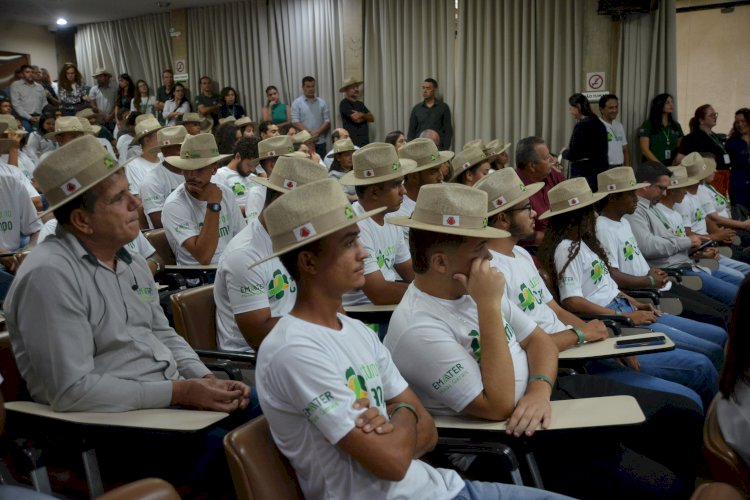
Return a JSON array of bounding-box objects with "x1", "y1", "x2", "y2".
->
[
  {"x1": 302, "y1": 76, "x2": 316, "y2": 86},
  {"x1": 279, "y1": 124, "x2": 296, "y2": 135},
  {"x1": 162, "y1": 69, "x2": 174, "y2": 76},
  {"x1": 634, "y1": 162, "x2": 672, "y2": 183},
  {"x1": 331, "y1": 128, "x2": 345, "y2": 142},
  {"x1": 19, "y1": 64, "x2": 32, "y2": 73},
  {"x1": 279, "y1": 239, "x2": 324, "y2": 282},
  {"x1": 409, "y1": 228, "x2": 466, "y2": 274},
  {"x1": 515, "y1": 136, "x2": 545, "y2": 169},
  {"x1": 54, "y1": 188, "x2": 99, "y2": 226},
  {"x1": 385, "y1": 130, "x2": 404, "y2": 146},
  {"x1": 127, "y1": 111, "x2": 141, "y2": 127},
  {"x1": 265, "y1": 85, "x2": 278, "y2": 94},
  {"x1": 424, "y1": 78, "x2": 438, "y2": 88},
  {"x1": 199, "y1": 75, "x2": 211, "y2": 84},
  {"x1": 258, "y1": 120, "x2": 274, "y2": 135},
  {"x1": 233, "y1": 137, "x2": 258, "y2": 160},
  {"x1": 354, "y1": 182, "x2": 386, "y2": 198},
  {"x1": 598, "y1": 94, "x2": 618, "y2": 109}
]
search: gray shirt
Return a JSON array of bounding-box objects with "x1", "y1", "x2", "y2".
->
[
  {"x1": 10, "y1": 80, "x2": 47, "y2": 120},
  {"x1": 291, "y1": 95, "x2": 330, "y2": 144},
  {"x1": 4, "y1": 225, "x2": 211, "y2": 412},
  {"x1": 623, "y1": 196, "x2": 693, "y2": 268}
]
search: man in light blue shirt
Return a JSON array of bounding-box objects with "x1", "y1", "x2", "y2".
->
[{"x1": 291, "y1": 76, "x2": 330, "y2": 158}]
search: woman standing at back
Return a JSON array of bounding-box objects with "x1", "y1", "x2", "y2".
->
[
  {"x1": 565, "y1": 93, "x2": 609, "y2": 190},
  {"x1": 261, "y1": 85, "x2": 291, "y2": 125},
  {"x1": 679, "y1": 104, "x2": 731, "y2": 194},
  {"x1": 639, "y1": 93, "x2": 684, "y2": 166},
  {"x1": 726, "y1": 108, "x2": 750, "y2": 210},
  {"x1": 57, "y1": 63, "x2": 90, "y2": 116}
]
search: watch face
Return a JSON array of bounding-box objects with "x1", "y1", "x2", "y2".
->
[{"x1": 208, "y1": 203, "x2": 221, "y2": 212}]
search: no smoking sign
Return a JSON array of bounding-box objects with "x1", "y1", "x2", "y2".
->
[{"x1": 586, "y1": 72, "x2": 605, "y2": 92}]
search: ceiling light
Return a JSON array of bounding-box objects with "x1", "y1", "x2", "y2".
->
[{"x1": 56, "y1": 18, "x2": 68, "y2": 26}]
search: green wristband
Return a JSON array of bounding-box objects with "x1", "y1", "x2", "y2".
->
[
  {"x1": 389, "y1": 402, "x2": 419, "y2": 423},
  {"x1": 648, "y1": 275, "x2": 655, "y2": 287},
  {"x1": 572, "y1": 327, "x2": 585, "y2": 345},
  {"x1": 528, "y1": 374, "x2": 555, "y2": 391}
]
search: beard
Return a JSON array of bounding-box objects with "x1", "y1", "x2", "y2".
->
[{"x1": 509, "y1": 217, "x2": 535, "y2": 241}]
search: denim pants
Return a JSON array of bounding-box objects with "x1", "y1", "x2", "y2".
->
[
  {"x1": 453, "y1": 480, "x2": 573, "y2": 499},
  {"x1": 682, "y1": 268, "x2": 739, "y2": 305},
  {"x1": 718, "y1": 255, "x2": 750, "y2": 276},
  {"x1": 0, "y1": 266, "x2": 14, "y2": 303}
]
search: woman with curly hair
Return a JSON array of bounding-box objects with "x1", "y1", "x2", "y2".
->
[
  {"x1": 57, "y1": 63, "x2": 90, "y2": 116},
  {"x1": 537, "y1": 177, "x2": 723, "y2": 410},
  {"x1": 131, "y1": 80, "x2": 156, "y2": 116}
]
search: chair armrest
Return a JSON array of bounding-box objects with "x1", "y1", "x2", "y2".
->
[
  {"x1": 578, "y1": 314, "x2": 634, "y2": 327},
  {"x1": 626, "y1": 289, "x2": 661, "y2": 305},
  {"x1": 194, "y1": 348, "x2": 256, "y2": 365}
]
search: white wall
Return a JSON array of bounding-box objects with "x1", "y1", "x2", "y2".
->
[{"x1": 0, "y1": 21, "x2": 59, "y2": 76}]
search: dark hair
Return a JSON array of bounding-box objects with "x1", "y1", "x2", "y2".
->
[
  {"x1": 132, "y1": 80, "x2": 150, "y2": 111},
  {"x1": 279, "y1": 239, "x2": 324, "y2": 282},
  {"x1": 688, "y1": 104, "x2": 712, "y2": 133},
  {"x1": 355, "y1": 182, "x2": 384, "y2": 198},
  {"x1": 265, "y1": 85, "x2": 278, "y2": 94},
  {"x1": 568, "y1": 93, "x2": 596, "y2": 119},
  {"x1": 453, "y1": 162, "x2": 486, "y2": 185},
  {"x1": 537, "y1": 205, "x2": 610, "y2": 284},
  {"x1": 634, "y1": 162, "x2": 672, "y2": 183},
  {"x1": 385, "y1": 130, "x2": 404, "y2": 147},
  {"x1": 302, "y1": 76, "x2": 315, "y2": 86},
  {"x1": 331, "y1": 129, "x2": 344, "y2": 142},
  {"x1": 730, "y1": 108, "x2": 750, "y2": 138},
  {"x1": 233, "y1": 136, "x2": 258, "y2": 160},
  {"x1": 200, "y1": 75, "x2": 212, "y2": 84},
  {"x1": 127, "y1": 111, "x2": 141, "y2": 128},
  {"x1": 409, "y1": 228, "x2": 466, "y2": 274},
  {"x1": 647, "y1": 93, "x2": 676, "y2": 132},
  {"x1": 515, "y1": 136, "x2": 545, "y2": 169},
  {"x1": 720, "y1": 275, "x2": 750, "y2": 398},
  {"x1": 220, "y1": 86, "x2": 239, "y2": 105},
  {"x1": 19, "y1": 64, "x2": 32, "y2": 73},
  {"x1": 162, "y1": 69, "x2": 174, "y2": 76},
  {"x1": 279, "y1": 123, "x2": 296, "y2": 136},
  {"x1": 598, "y1": 94, "x2": 618, "y2": 109},
  {"x1": 215, "y1": 123, "x2": 239, "y2": 154},
  {"x1": 424, "y1": 78, "x2": 438, "y2": 88},
  {"x1": 258, "y1": 120, "x2": 274, "y2": 136},
  {"x1": 53, "y1": 188, "x2": 99, "y2": 226},
  {"x1": 172, "y1": 83, "x2": 187, "y2": 107},
  {"x1": 117, "y1": 74, "x2": 135, "y2": 104},
  {"x1": 58, "y1": 63, "x2": 82, "y2": 91}
]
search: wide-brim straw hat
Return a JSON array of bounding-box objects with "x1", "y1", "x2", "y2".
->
[
  {"x1": 293, "y1": 130, "x2": 318, "y2": 144},
  {"x1": 34, "y1": 135, "x2": 121, "y2": 215},
  {"x1": 339, "y1": 76, "x2": 363, "y2": 92},
  {"x1": 596, "y1": 167, "x2": 649, "y2": 195},
  {"x1": 450, "y1": 145, "x2": 488, "y2": 182},
  {"x1": 235, "y1": 116, "x2": 258, "y2": 130},
  {"x1": 45, "y1": 116, "x2": 87, "y2": 140},
  {"x1": 340, "y1": 142, "x2": 417, "y2": 186},
  {"x1": 463, "y1": 139, "x2": 485, "y2": 150},
  {"x1": 333, "y1": 138, "x2": 356, "y2": 155},
  {"x1": 219, "y1": 116, "x2": 236, "y2": 125},
  {"x1": 484, "y1": 139, "x2": 511, "y2": 161},
  {"x1": 75, "y1": 107, "x2": 103, "y2": 121},
  {"x1": 165, "y1": 133, "x2": 231, "y2": 170},
  {"x1": 92, "y1": 67, "x2": 112, "y2": 77},
  {"x1": 680, "y1": 152, "x2": 715, "y2": 182},
  {"x1": 0, "y1": 115, "x2": 26, "y2": 136},
  {"x1": 475, "y1": 168, "x2": 544, "y2": 216},
  {"x1": 387, "y1": 183, "x2": 510, "y2": 238},
  {"x1": 76, "y1": 117, "x2": 100, "y2": 136},
  {"x1": 148, "y1": 125, "x2": 188, "y2": 154},
  {"x1": 254, "y1": 135, "x2": 295, "y2": 166},
  {"x1": 132, "y1": 116, "x2": 163, "y2": 144},
  {"x1": 252, "y1": 155, "x2": 328, "y2": 193},
  {"x1": 399, "y1": 138, "x2": 454, "y2": 173},
  {"x1": 667, "y1": 166, "x2": 700, "y2": 189},
  {"x1": 251, "y1": 178, "x2": 386, "y2": 266},
  {"x1": 539, "y1": 177, "x2": 606, "y2": 220},
  {"x1": 181, "y1": 112, "x2": 213, "y2": 133}
]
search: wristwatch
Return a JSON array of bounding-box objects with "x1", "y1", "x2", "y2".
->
[{"x1": 207, "y1": 203, "x2": 222, "y2": 213}]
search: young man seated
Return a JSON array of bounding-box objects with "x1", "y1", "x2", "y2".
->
[
  {"x1": 212, "y1": 137, "x2": 264, "y2": 221},
  {"x1": 162, "y1": 133, "x2": 245, "y2": 265},
  {"x1": 477, "y1": 167, "x2": 703, "y2": 404},
  {"x1": 449, "y1": 145, "x2": 490, "y2": 186},
  {"x1": 385, "y1": 183, "x2": 703, "y2": 498},
  {"x1": 254, "y1": 178, "x2": 562, "y2": 500},
  {"x1": 340, "y1": 143, "x2": 416, "y2": 307},
  {"x1": 214, "y1": 155, "x2": 327, "y2": 352}
]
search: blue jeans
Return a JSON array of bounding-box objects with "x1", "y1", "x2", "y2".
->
[
  {"x1": 0, "y1": 266, "x2": 14, "y2": 303},
  {"x1": 453, "y1": 479, "x2": 574, "y2": 499},
  {"x1": 718, "y1": 255, "x2": 750, "y2": 276},
  {"x1": 682, "y1": 268, "x2": 739, "y2": 305}
]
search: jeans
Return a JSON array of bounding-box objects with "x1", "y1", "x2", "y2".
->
[
  {"x1": 718, "y1": 255, "x2": 750, "y2": 276},
  {"x1": 682, "y1": 268, "x2": 739, "y2": 305},
  {"x1": 453, "y1": 480, "x2": 573, "y2": 500},
  {"x1": 0, "y1": 266, "x2": 14, "y2": 303}
]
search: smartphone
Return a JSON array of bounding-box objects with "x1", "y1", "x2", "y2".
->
[
  {"x1": 690, "y1": 240, "x2": 715, "y2": 256},
  {"x1": 615, "y1": 336, "x2": 666, "y2": 348}
]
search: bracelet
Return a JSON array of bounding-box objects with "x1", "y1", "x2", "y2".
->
[
  {"x1": 528, "y1": 374, "x2": 555, "y2": 391},
  {"x1": 572, "y1": 327, "x2": 585, "y2": 345},
  {"x1": 648, "y1": 275, "x2": 655, "y2": 287},
  {"x1": 389, "y1": 402, "x2": 419, "y2": 423},
  {"x1": 615, "y1": 310, "x2": 622, "y2": 316},
  {"x1": 147, "y1": 258, "x2": 161, "y2": 273}
]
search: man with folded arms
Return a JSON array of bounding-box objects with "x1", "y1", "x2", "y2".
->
[{"x1": 140, "y1": 125, "x2": 188, "y2": 229}]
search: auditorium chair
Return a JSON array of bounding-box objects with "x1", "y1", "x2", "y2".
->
[
  {"x1": 703, "y1": 397, "x2": 750, "y2": 495},
  {"x1": 144, "y1": 229, "x2": 176, "y2": 266}
]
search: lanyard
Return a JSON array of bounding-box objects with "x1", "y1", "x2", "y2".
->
[
  {"x1": 707, "y1": 132, "x2": 726, "y2": 153},
  {"x1": 650, "y1": 205, "x2": 671, "y2": 231},
  {"x1": 661, "y1": 126, "x2": 672, "y2": 147}
]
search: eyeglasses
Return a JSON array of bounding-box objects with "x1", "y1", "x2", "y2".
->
[
  {"x1": 707, "y1": 113, "x2": 719, "y2": 118},
  {"x1": 508, "y1": 203, "x2": 533, "y2": 213}
]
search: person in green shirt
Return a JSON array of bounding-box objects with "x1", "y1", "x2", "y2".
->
[
  {"x1": 639, "y1": 93, "x2": 684, "y2": 166},
  {"x1": 194, "y1": 76, "x2": 221, "y2": 131}
]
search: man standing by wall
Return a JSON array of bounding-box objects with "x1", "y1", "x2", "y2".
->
[
  {"x1": 10, "y1": 65, "x2": 47, "y2": 133},
  {"x1": 599, "y1": 94, "x2": 630, "y2": 168},
  {"x1": 291, "y1": 76, "x2": 330, "y2": 159},
  {"x1": 88, "y1": 67, "x2": 117, "y2": 131},
  {"x1": 339, "y1": 77, "x2": 373, "y2": 147},
  {"x1": 407, "y1": 78, "x2": 452, "y2": 149}
]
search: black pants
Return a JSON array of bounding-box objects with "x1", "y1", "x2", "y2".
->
[
  {"x1": 663, "y1": 283, "x2": 732, "y2": 331},
  {"x1": 569, "y1": 160, "x2": 606, "y2": 192}
]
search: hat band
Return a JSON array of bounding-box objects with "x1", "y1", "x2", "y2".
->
[
  {"x1": 354, "y1": 160, "x2": 404, "y2": 180},
  {"x1": 602, "y1": 179, "x2": 636, "y2": 191},
  {"x1": 45, "y1": 154, "x2": 118, "y2": 207},
  {"x1": 409, "y1": 151, "x2": 443, "y2": 167},
  {"x1": 549, "y1": 190, "x2": 594, "y2": 212},
  {"x1": 411, "y1": 206, "x2": 488, "y2": 230},
  {"x1": 260, "y1": 146, "x2": 294, "y2": 158},
  {"x1": 271, "y1": 203, "x2": 358, "y2": 251},
  {"x1": 182, "y1": 148, "x2": 220, "y2": 159}
]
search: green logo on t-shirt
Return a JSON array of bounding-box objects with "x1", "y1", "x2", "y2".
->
[
  {"x1": 374, "y1": 246, "x2": 396, "y2": 270},
  {"x1": 518, "y1": 283, "x2": 542, "y2": 312},
  {"x1": 623, "y1": 240, "x2": 639, "y2": 261},
  {"x1": 232, "y1": 182, "x2": 246, "y2": 196},
  {"x1": 590, "y1": 259, "x2": 607, "y2": 284},
  {"x1": 345, "y1": 366, "x2": 368, "y2": 399},
  {"x1": 267, "y1": 269, "x2": 295, "y2": 299},
  {"x1": 468, "y1": 329, "x2": 481, "y2": 360},
  {"x1": 694, "y1": 207, "x2": 704, "y2": 222},
  {"x1": 715, "y1": 194, "x2": 727, "y2": 207}
]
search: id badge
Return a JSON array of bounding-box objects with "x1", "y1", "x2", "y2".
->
[
  {"x1": 724, "y1": 153, "x2": 731, "y2": 165},
  {"x1": 664, "y1": 149, "x2": 671, "y2": 160}
]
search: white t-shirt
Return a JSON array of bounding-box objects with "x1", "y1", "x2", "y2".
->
[
  {"x1": 698, "y1": 183, "x2": 730, "y2": 218},
  {"x1": 97, "y1": 138, "x2": 115, "y2": 158},
  {"x1": 0, "y1": 162, "x2": 37, "y2": 199},
  {"x1": 596, "y1": 216, "x2": 650, "y2": 277},
  {"x1": 116, "y1": 134, "x2": 133, "y2": 161},
  {"x1": 343, "y1": 202, "x2": 410, "y2": 306},
  {"x1": 674, "y1": 191, "x2": 710, "y2": 235},
  {"x1": 162, "y1": 183, "x2": 246, "y2": 265},
  {"x1": 1, "y1": 152, "x2": 37, "y2": 181},
  {"x1": 490, "y1": 247, "x2": 568, "y2": 334},
  {"x1": 386, "y1": 194, "x2": 416, "y2": 242},
  {"x1": 125, "y1": 156, "x2": 161, "y2": 196},
  {"x1": 214, "y1": 219, "x2": 297, "y2": 352},
  {"x1": 385, "y1": 283, "x2": 535, "y2": 415},
  {"x1": 140, "y1": 165, "x2": 184, "y2": 216},
  {"x1": 656, "y1": 203, "x2": 688, "y2": 237},
  {"x1": 163, "y1": 100, "x2": 192, "y2": 126},
  {"x1": 23, "y1": 131, "x2": 56, "y2": 161},
  {"x1": 601, "y1": 119, "x2": 627, "y2": 166},
  {"x1": 256, "y1": 313, "x2": 464, "y2": 500},
  {"x1": 0, "y1": 174, "x2": 42, "y2": 252},
  {"x1": 39, "y1": 219, "x2": 154, "y2": 258},
  {"x1": 243, "y1": 184, "x2": 265, "y2": 223},
  {"x1": 554, "y1": 239, "x2": 619, "y2": 307},
  {"x1": 212, "y1": 167, "x2": 265, "y2": 214}
]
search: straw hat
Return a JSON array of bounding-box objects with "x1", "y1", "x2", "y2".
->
[
  {"x1": 235, "y1": 116, "x2": 258, "y2": 130},
  {"x1": 450, "y1": 146, "x2": 488, "y2": 182},
  {"x1": 92, "y1": 67, "x2": 112, "y2": 77},
  {"x1": 475, "y1": 168, "x2": 544, "y2": 216},
  {"x1": 340, "y1": 142, "x2": 417, "y2": 186},
  {"x1": 219, "y1": 116, "x2": 236, "y2": 125},
  {"x1": 0, "y1": 115, "x2": 26, "y2": 136},
  {"x1": 463, "y1": 139, "x2": 485, "y2": 150},
  {"x1": 165, "y1": 133, "x2": 230, "y2": 170},
  {"x1": 34, "y1": 135, "x2": 121, "y2": 215},
  {"x1": 148, "y1": 126, "x2": 188, "y2": 154},
  {"x1": 484, "y1": 140, "x2": 511, "y2": 161},
  {"x1": 180, "y1": 112, "x2": 212, "y2": 133},
  {"x1": 0, "y1": 120, "x2": 13, "y2": 154},
  {"x1": 252, "y1": 155, "x2": 328, "y2": 193},
  {"x1": 293, "y1": 130, "x2": 318, "y2": 144},
  {"x1": 45, "y1": 116, "x2": 87, "y2": 140},
  {"x1": 339, "y1": 76, "x2": 363, "y2": 92},
  {"x1": 680, "y1": 152, "x2": 715, "y2": 181},
  {"x1": 333, "y1": 138, "x2": 356, "y2": 155},
  {"x1": 595, "y1": 167, "x2": 649, "y2": 194},
  {"x1": 387, "y1": 183, "x2": 509, "y2": 238},
  {"x1": 76, "y1": 117, "x2": 100, "y2": 136},
  {"x1": 251, "y1": 178, "x2": 386, "y2": 266},
  {"x1": 76, "y1": 108, "x2": 102, "y2": 121},
  {"x1": 399, "y1": 138, "x2": 454, "y2": 173},
  {"x1": 132, "y1": 115, "x2": 163, "y2": 145},
  {"x1": 667, "y1": 166, "x2": 700, "y2": 189},
  {"x1": 538, "y1": 177, "x2": 606, "y2": 220},
  {"x1": 255, "y1": 136, "x2": 295, "y2": 166}
]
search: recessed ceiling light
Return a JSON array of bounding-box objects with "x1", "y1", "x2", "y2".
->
[{"x1": 56, "y1": 18, "x2": 68, "y2": 25}]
